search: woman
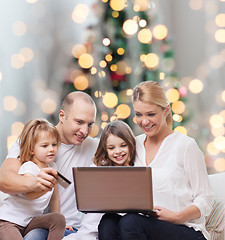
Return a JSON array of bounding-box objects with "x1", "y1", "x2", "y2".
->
[{"x1": 98, "y1": 81, "x2": 213, "y2": 240}]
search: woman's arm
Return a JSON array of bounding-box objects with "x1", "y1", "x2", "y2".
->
[
  {"x1": 154, "y1": 205, "x2": 201, "y2": 224},
  {"x1": 183, "y1": 139, "x2": 213, "y2": 217}
]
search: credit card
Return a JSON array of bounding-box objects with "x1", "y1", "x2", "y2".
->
[{"x1": 57, "y1": 171, "x2": 71, "y2": 189}]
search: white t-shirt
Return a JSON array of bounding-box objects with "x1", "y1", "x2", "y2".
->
[
  {"x1": 6, "y1": 136, "x2": 99, "y2": 228},
  {"x1": 0, "y1": 161, "x2": 54, "y2": 227},
  {"x1": 135, "y1": 131, "x2": 213, "y2": 240}
]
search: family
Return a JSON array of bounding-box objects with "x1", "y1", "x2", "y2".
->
[{"x1": 0, "y1": 81, "x2": 213, "y2": 240}]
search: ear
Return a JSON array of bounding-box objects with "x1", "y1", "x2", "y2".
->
[
  {"x1": 59, "y1": 110, "x2": 65, "y2": 123},
  {"x1": 165, "y1": 104, "x2": 171, "y2": 117}
]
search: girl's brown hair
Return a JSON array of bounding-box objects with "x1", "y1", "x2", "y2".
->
[
  {"x1": 18, "y1": 118, "x2": 61, "y2": 163},
  {"x1": 132, "y1": 81, "x2": 173, "y2": 129},
  {"x1": 93, "y1": 120, "x2": 136, "y2": 166}
]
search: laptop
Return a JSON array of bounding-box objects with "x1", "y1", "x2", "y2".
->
[{"x1": 72, "y1": 166, "x2": 154, "y2": 214}]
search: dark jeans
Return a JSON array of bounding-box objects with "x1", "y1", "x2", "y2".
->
[{"x1": 98, "y1": 213, "x2": 206, "y2": 240}]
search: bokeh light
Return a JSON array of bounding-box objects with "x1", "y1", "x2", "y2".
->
[
  {"x1": 172, "y1": 101, "x2": 185, "y2": 114},
  {"x1": 174, "y1": 126, "x2": 187, "y2": 135},
  {"x1": 215, "y1": 29, "x2": 225, "y2": 43},
  {"x1": 133, "y1": 0, "x2": 149, "y2": 11},
  {"x1": 72, "y1": 44, "x2": 86, "y2": 58},
  {"x1": 207, "y1": 142, "x2": 220, "y2": 155},
  {"x1": 74, "y1": 75, "x2": 89, "y2": 90},
  {"x1": 102, "y1": 38, "x2": 111, "y2": 46},
  {"x1": 72, "y1": 4, "x2": 89, "y2": 23},
  {"x1": 138, "y1": 28, "x2": 152, "y2": 44},
  {"x1": 101, "y1": 112, "x2": 109, "y2": 121},
  {"x1": 115, "y1": 104, "x2": 131, "y2": 119},
  {"x1": 11, "y1": 54, "x2": 25, "y2": 69},
  {"x1": 102, "y1": 92, "x2": 118, "y2": 108},
  {"x1": 123, "y1": 19, "x2": 138, "y2": 35},
  {"x1": 213, "y1": 136, "x2": 225, "y2": 150},
  {"x1": 89, "y1": 123, "x2": 99, "y2": 138},
  {"x1": 99, "y1": 60, "x2": 107, "y2": 68},
  {"x1": 144, "y1": 53, "x2": 159, "y2": 69},
  {"x1": 78, "y1": 53, "x2": 94, "y2": 69},
  {"x1": 101, "y1": 122, "x2": 108, "y2": 129},
  {"x1": 173, "y1": 114, "x2": 183, "y2": 122},
  {"x1": 105, "y1": 54, "x2": 113, "y2": 62},
  {"x1": 109, "y1": 0, "x2": 127, "y2": 11},
  {"x1": 13, "y1": 21, "x2": 27, "y2": 36},
  {"x1": 209, "y1": 114, "x2": 223, "y2": 128},
  {"x1": 19, "y1": 48, "x2": 34, "y2": 62},
  {"x1": 166, "y1": 88, "x2": 180, "y2": 103},
  {"x1": 153, "y1": 24, "x2": 168, "y2": 40},
  {"x1": 189, "y1": 0, "x2": 203, "y2": 10},
  {"x1": 41, "y1": 98, "x2": 57, "y2": 114},
  {"x1": 3, "y1": 96, "x2": 18, "y2": 111},
  {"x1": 215, "y1": 14, "x2": 225, "y2": 27},
  {"x1": 139, "y1": 19, "x2": 147, "y2": 27},
  {"x1": 211, "y1": 126, "x2": 225, "y2": 137},
  {"x1": 117, "y1": 48, "x2": 125, "y2": 55},
  {"x1": 188, "y1": 79, "x2": 203, "y2": 94},
  {"x1": 214, "y1": 158, "x2": 225, "y2": 172},
  {"x1": 11, "y1": 122, "x2": 24, "y2": 136}
]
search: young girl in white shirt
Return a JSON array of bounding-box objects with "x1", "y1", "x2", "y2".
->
[
  {"x1": 98, "y1": 81, "x2": 213, "y2": 240},
  {"x1": 0, "y1": 118, "x2": 66, "y2": 240}
]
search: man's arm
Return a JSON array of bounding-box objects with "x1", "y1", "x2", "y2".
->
[{"x1": 0, "y1": 158, "x2": 58, "y2": 195}]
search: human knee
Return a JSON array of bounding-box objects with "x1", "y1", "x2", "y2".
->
[
  {"x1": 50, "y1": 213, "x2": 66, "y2": 228},
  {"x1": 119, "y1": 213, "x2": 140, "y2": 231},
  {"x1": 98, "y1": 214, "x2": 118, "y2": 232}
]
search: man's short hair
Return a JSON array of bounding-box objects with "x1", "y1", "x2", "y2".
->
[{"x1": 61, "y1": 91, "x2": 96, "y2": 113}]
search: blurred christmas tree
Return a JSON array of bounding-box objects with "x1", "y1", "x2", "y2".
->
[{"x1": 62, "y1": 0, "x2": 191, "y2": 137}]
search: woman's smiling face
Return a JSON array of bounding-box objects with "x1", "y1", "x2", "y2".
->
[{"x1": 133, "y1": 100, "x2": 169, "y2": 137}]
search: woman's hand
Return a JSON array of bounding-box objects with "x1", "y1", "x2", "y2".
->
[
  {"x1": 154, "y1": 205, "x2": 201, "y2": 225},
  {"x1": 154, "y1": 206, "x2": 182, "y2": 224}
]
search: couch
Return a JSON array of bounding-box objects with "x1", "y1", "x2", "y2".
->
[{"x1": 207, "y1": 172, "x2": 225, "y2": 240}]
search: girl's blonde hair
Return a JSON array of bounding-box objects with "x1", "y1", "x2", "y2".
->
[
  {"x1": 18, "y1": 118, "x2": 61, "y2": 163},
  {"x1": 93, "y1": 120, "x2": 136, "y2": 166},
  {"x1": 132, "y1": 81, "x2": 173, "y2": 129}
]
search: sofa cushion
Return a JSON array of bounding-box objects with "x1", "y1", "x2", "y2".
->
[{"x1": 205, "y1": 200, "x2": 225, "y2": 240}]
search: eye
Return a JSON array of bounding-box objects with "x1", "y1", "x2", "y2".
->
[
  {"x1": 135, "y1": 113, "x2": 141, "y2": 117},
  {"x1": 42, "y1": 145, "x2": 48, "y2": 148},
  {"x1": 148, "y1": 113, "x2": 156, "y2": 117},
  {"x1": 107, "y1": 147, "x2": 114, "y2": 150},
  {"x1": 121, "y1": 144, "x2": 127, "y2": 148},
  {"x1": 88, "y1": 123, "x2": 94, "y2": 128},
  {"x1": 52, "y1": 143, "x2": 57, "y2": 146}
]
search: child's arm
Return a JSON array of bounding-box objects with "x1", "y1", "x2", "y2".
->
[{"x1": 49, "y1": 183, "x2": 60, "y2": 212}]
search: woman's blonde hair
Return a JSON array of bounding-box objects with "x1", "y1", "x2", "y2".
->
[
  {"x1": 132, "y1": 81, "x2": 173, "y2": 129},
  {"x1": 93, "y1": 120, "x2": 136, "y2": 166},
  {"x1": 18, "y1": 118, "x2": 61, "y2": 163}
]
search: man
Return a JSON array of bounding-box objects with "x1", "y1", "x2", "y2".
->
[{"x1": 0, "y1": 91, "x2": 99, "y2": 239}]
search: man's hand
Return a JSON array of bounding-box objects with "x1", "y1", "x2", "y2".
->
[
  {"x1": 25, "y1": 168, "x2": 58, "y2": 199},
  {"x1": 34, "y1": 167, "x2": 58, "y2": 192}
]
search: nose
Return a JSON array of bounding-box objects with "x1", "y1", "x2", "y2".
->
[
  {"x1": 79, "y1": 124, "x2": 89, "y2": 136},
  {"x1": 49, "y1": 145, "x2": 54, "y2": 152},
  {"x1": 115, "y1": 147, "x2": 122, "y2": 154},
  {"x1": 142, "y1": 118, "x2": 149, "y2": 126}
]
